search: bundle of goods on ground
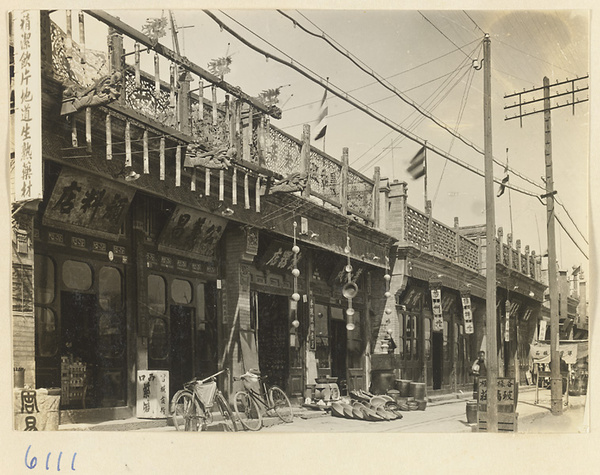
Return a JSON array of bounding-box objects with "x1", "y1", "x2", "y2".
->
[{"x1": 329, "y1": 389, "x2": 409, "y2": 421}]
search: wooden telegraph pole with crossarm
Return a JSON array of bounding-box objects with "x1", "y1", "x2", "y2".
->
[{"x1": 504, "y1": 75, "x2": 588, "y2": 416}]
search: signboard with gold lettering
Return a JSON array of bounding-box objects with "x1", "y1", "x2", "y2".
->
[
  {"x1": 12, "y1": 10, "x2": 43, "y2": 203},
  {"x1": 158, "y1": 205, "x2": 226, "y2": 259},
  {"x1": 43, "y1": 168, "x2": 135, "y2": 236}
]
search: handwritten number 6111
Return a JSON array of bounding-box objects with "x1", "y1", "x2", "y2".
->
[{"x1": 25, "y1": 445, "x2": 77, "y2": 471}]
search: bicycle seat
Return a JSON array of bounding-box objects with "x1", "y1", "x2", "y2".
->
[{"x1": 241, "y1": 371, "x2": 260, "y2": 382}]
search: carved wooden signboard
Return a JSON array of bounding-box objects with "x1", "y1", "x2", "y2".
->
[
  {"x1": 158, "y1": 205, "x2": 226, "y2": 259},
  {"x1": 43, "y1": 168, "x2": 135, "y2": 236}
]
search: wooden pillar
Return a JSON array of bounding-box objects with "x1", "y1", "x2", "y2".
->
[
  {"x1": 244, "y1": 173, "x2": 250, "y2": 209},
  {"x1": 373, "y1": 166, "x2": 381, "y2": 227},
  {"x1": 426, "y1": 200, "x2": 433, "y2": 251},
  {"x1": 134, "y1": 43, "x2": 141, "y2": 87},
  {"x1": 242, "y1": 105, "x2": 252, "y2": 161},
  {"x1": 507, "y1": 233, "x2": 513, "y2": 269},
  {"x1": 454, "y1": 217, "x2": 461, "y2": 263},
  {"x1": 232, "y1": 168, "x2": 238, "y2": 205},
  {"x1": 65, "y1": 10, "x2": 73, "y2": 59},
  {"x1": 516, "y1": 240, "x2": 522, "y2": 274},
  {"x1": 178, "y1": 68, "x2": 192, "y2": 134},
  {"x1": 498, "y1": 227, "x2": 504, "y2": 264},
  {"x1": 341, "y1": 148, "x2": 349, "y2": 215},
  {"x1": 524, "y1": 245, "x2": 531, "y2": 277},
  {"x1": 301, "y1": 124, "x2": 311, "y2": 199},
  {"x1": 154, "y1": 53, "x2": 160, "y2": 95},
  {"x1": 78, "y1": 11, "x2": 86, "y2": 63}
]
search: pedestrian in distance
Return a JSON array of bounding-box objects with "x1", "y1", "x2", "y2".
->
[{"x1": 469, "y1": 351, "x2": 486, "y2": 400}]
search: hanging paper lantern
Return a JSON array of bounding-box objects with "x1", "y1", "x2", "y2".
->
[
  {"x1": 384, "y1": 291, "x2": 391, "y2": 298},
  {"x1": 292, "y1": 268, "x2": 300, "y2": 277},
  {"x1": 384, "y1": 274, "x2": 391, "y2": 281},
  {"x1": 292, "y1": 319, "x2": 300, "y2": 328},
  {"x1": 292, "y1": 245, "x2": 300, "y2": 254}
]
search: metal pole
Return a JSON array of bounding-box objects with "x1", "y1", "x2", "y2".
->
[
  {"x1": 483, "y1": 33, "x2": 499, "y2": 432},
  {"x1": 544, "y1": 76, "x2": 563, "y2": 415}
]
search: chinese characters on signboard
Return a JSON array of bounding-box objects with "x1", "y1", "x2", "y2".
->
[
  {"x1": 13, "y1": 10, "x2": 43, "y2": 203},
  {"x1": 44, "y1": 169, "x2": 135, "y2": 235},
  {"x1": 461, "y1": 296, "x2": 474, "y2": 334},
  {"x1": 478, "y1": 378, "x2": 516, "y2": 406},
  {"x1": 158, "y1": 205, "x2": 226, "y2": 259},
  {"x1": 430, "y1": 289, "x2": 443, "y2": 332},
  {"x1": 136, "y1": 371, "x2": 169, "y2": 419}
]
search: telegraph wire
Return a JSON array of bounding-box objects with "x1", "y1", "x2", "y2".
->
[
  {"x1": 418, "y1": 11, "x2": 476, "y2": 60},
  {"x1": 200, "y1": 11, "x2": 545, "y2": 199},
  {"x1": 555, "y1": 195, "x2": 589, "y2": 245},
  {"x1": 463, "y1": 11, "x2": 485, "y2": 35},
  {"x1": 278, "y1": 10, "x2": 545, "y2": 192},
  {"x1": 283, "y1": 38, "x2": 480, "y2": 113},
  {"x1": 556, "y1": 215, "x2": 589, "y2": 260}
]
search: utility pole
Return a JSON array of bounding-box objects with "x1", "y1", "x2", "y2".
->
[
  {"x1": 504, "y1": 75, "x2": 588, "y2": 416},
  {"x1": 483, "y1": 33, "x2": 499, "y2": 432}
]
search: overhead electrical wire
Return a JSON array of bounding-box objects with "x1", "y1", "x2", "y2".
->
[
  {"x1": 357, "y1": 47, "x2": 478, "y2": 173},
  {"x1": 202, "y1": 10, "x2": 558, "y2": 201},
  {"x1": 418, "y1": 11, "x2": 475, "y2": 60},
  {"x1": 283, "y1": 37, "x2": 480, "y2": 113},
  {"x1": 463, "y1": 11, "x2": 485, "y2": 35},
  {"x1": 555, "y1": 214, "x2": 589, "y2": 260},
  {"x1": 555, "y1": 195, "x2": 589, "y2": 245},
  {"x1": 278, "y1": 10, "x2": 546, "y2": 192},
  {"x1": 280, "y1": 69, "x2": 458, "y2": 132}
]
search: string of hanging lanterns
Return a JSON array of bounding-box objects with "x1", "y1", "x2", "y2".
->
[{"x1": 291, "y1": 221, "x2": 300, "y2": 328}]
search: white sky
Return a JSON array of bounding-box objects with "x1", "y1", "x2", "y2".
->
[{"x1": 51, "y1": 9, "x2": 590, "y2": 276}]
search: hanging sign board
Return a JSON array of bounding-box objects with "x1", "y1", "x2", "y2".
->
[
  {"x1": 13, "y1": 10, "x2": 43, "y2": 203},
  {"x1": 158, "y1": 205, "x2": 226, "y2": 259},
  {"x1": 461, "y1": 296, "x2": 474, "y2": 334},
  {"x1": 43, "y1": 168, "x2": 135, "y2": 236},
  {"x1": 431, "y1": 289, "x2": 443, "y2": 332},
  {"x1": 538, "y1": 320, "x2": 548, "y2": 341},
  {"x1": 504, "y1": 300, "x2": 511, "y2": 342}
]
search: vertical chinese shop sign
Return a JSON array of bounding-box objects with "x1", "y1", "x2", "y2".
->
[{"x1": 13, "y1": 11, "x2": 43, "y2": 203}]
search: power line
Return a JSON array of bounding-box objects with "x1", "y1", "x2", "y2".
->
[
  {"x1": 203, "y1": 10, "x2": 543, "y2": 200},
  {"x1": 282, "y1": 40, "x2": 479, "y2": 113},
  {"x1": 418, "y1": 11, "x2": 476, "y2": 60},
  {"x1": 278, "y1": 10, "x2": 491, "y2": 167},
  {"x1": 555, "y1": 194, "x2": 588, "y2": 245},
  {"x1": 556, "y1": 215, "x2": 588, "y2": 260},
  {"x1": 463, "y1": 11, "x2": 485, "y2": 35},
  {"x1": 495, "y1": 37, "x2": 577, "y2": 77},
  {"x1": 279, "y1": 10, "x2": 546, "y2": 193},
  {"x1": 280, "y1": 68, "x2": 459, "y2": 131}
]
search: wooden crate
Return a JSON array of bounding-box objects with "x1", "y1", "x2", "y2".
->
[{"x1": 477, "y1": 412, "x2": 518, "y2": 432}]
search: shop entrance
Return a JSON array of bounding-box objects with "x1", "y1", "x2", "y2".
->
[
  {"x1": 61, "y1": 290, "x2": 127, "y2": 407},
  {"x1": 432, "y1": 332, "x2": 443, "y2": 390},
  {"x1": 330, "y1": 319, "x2": 347, "y2": 385},
  {"x1": 170, "y1": 305, "x2": 194, "y2": 398},
  {"x1": 257, "y1": 293, "x2": 289, "y2": 391}
]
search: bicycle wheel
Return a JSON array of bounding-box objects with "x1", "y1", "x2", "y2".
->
[
  {"x1": 233, "y1": 390, "x2": 262, "y2": 431},
  {"x1": 171, "y1": 390, "x2": 204, "y2": 431},
  {"x1": 215, "y1": 392, "x2": 238, "y2": 432},
  {"x1": 269, "y1": 386, "x2": 294, "y2": 423}
]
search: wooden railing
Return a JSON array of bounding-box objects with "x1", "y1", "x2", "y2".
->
[
  {"x1": 399, "y1": 195, "x2": 541, "y2": 280},
  {"x1": 48, "y1": 12, "x2": 377, "y2": 225}
]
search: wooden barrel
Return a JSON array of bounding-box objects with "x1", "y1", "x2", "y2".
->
[
  {"x1": 395, "y1": 379, "x2": 411, "y2": 397},
  {"x1": 466, "y1": 400, "x2": 478, "y2": 424},
  {"x1": 410, "y1": 382, "x2": 426, "y2": 400}
]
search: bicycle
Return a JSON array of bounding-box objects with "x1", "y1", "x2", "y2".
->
[
  {"x1": 170, "y1": 368, "x2": 237, "y2": 432},
  {"x1": 232, "y1": 369, "x2": 294, "y2": 431}
]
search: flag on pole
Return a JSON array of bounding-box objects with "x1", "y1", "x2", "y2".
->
[
  {"x1": 313, "y1": 90, "x2": 328, "y2": 141},
  {"x1": 406, "y1": 146, "x2": 426, "y2": 180},
  {"x1": 497, "y1": 164, "x2": 509, "y2": 197}
]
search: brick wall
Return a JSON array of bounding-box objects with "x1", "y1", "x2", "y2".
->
[{"x1": 12, "y1": 212, "x2": 36, "y2": 388}]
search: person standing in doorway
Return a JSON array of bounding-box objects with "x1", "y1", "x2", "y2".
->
[{"x1": 470, "y1": 351, "x2": 487, "y2": 400}]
